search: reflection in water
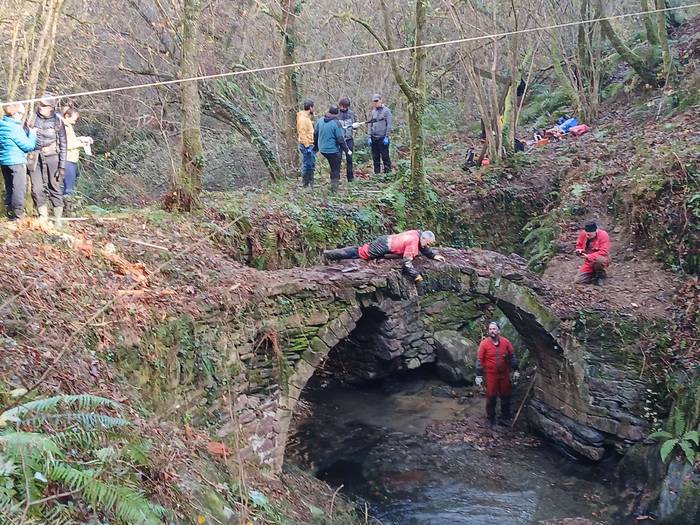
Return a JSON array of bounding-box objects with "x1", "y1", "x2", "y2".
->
[{"x1": 287, "y1": 375, "x2": 626, "y2": 525}]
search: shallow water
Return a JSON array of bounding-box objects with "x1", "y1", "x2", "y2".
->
[{"x1": 286, "y1": 376, "x2": 628, "y2": 525}]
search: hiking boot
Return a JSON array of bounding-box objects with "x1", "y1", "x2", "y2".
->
[{"x1": 330, "y1": 179, "x2": 339, "y2": 193}]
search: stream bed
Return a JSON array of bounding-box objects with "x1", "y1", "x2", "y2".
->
[{"x1": 286, "y1": 375, "x2": 630, "y2": 525}]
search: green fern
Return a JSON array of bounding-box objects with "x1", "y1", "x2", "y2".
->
[
  {"x1": 649, "y1": 407, "x2": 700, "y2": 465},
  {"x1": 48, "y1": 462, "x2": 165, "y2": 524},
  {"x1": 0, "y1": 393, "x2": 166, "y2": 524},
  {"x1": 1, "y1": 394, "x2": 119, "y2": 420}
]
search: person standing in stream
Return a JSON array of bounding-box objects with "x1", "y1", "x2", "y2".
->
[
  {"x1": 367, "y1": 94, "x2": 392, "y2": 174},
  {"x1": 475, "y1": 321, "x2": 520, "y2": 427},
  {"x1": 314, "y1": 104, "x2": 351, "y2": 193},
  {"x1": 30, "y1": 94, "x2": 67, "y2": 225}
]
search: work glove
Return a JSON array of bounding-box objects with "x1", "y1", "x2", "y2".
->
[
  {"x1": 414, "y1": 274, "x2": 423, "y2": 283},
  {"x1": 367, "y1": 137, "x2": 372, "y2": 146},
  {"x1": 347, "y1": 150, "x2": 352, "y2": 156},
  {"x1": 475, "y1": 376, "x2": 483, "y2": 387},
  {"x1": 512, "y1": 371, "x2": 521, "y2": 384},
  {"x1": 575, "y1": 249, "x2": 584, "y2": 257},
  {"x1": 383, "y1": 136, "x2": 390, "y2": 146},
  {"x1": 433, "y1": 254, "x2": 445, "y2": 262},
  {"x1": 351, "y1": 122, "x2": 361, "y2": 129}
]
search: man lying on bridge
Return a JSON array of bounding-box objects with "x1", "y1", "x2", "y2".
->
[
  {"x1": 322, "y1": 230, "x2": 445, "y2": 282},
  {"x1": 575, "y1": 220, "x2": 611, "y2": 285}
]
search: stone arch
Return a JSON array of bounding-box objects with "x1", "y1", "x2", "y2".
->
[{"x1": 226, "y1": 253, "x2": 650, "y2": 470}]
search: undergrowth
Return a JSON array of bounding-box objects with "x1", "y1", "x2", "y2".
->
[{"x1": 0, "y1": 392, "x2": 167, "y2": 524}]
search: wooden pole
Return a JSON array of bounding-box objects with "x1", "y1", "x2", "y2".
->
[{"x1": 511, "y1": 369, "x2": 537, "y2": 428}]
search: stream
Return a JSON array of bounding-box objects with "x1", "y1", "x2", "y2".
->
[{"x1": 286, "y1": 373, "x2": 629, "y2": 525}]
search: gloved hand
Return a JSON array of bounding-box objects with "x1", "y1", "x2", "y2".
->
[
  {"x1": 512, "y1": 371, "x2": 521, "y2": 384},
  {"x1": 383, "y1": 136, "x2": 390, "y2": 146},
  {"x1": 414, "y1": 274, "x2": 423, "y2": 283},
  {"x1": 347, "y1": 150, "x2": 352, "y2": 156},
  {"x1": 575, "y1": 249, "x2": 584, "y2": 257},
  {"x1": 433, "y1": 254, "x2": 445, "y2": 262},
  {"x1": 352, "y1": 122, "x2": 361, "y2": 129},
  {"x1": 475, "y1": 376, "x2": 483, "y2": 387},
  {"x1": 367, "y1": 137, "x2": 372, "y2": 146}
]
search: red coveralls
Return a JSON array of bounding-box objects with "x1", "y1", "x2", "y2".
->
[
  {"x1": 575, "y1": 229, "x2": 611, "y2": 278},
  {"x1": 477, "y1": 336, "x2": 517, "y2": 422}
]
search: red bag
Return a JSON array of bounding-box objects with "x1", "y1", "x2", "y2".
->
[{"x1": 569, "y1": 124, "x2": 591, "y2": 137}]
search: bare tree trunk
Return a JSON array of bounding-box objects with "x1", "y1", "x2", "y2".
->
[
  {"x1": 640, "y1": 0, "x2": 660, "y2": 46},
  {"x1": 655, "y1": 0, "x2": 672, "y2": 78},
  {"x1": 597, "y1": 1, "x2": 658, "y2": 85},
  {"x1": 23, "y1": 0, "x2": 65, "y2": 112},
  {"x1": 37, "y1": 0, "x2": 65, "y2": 98},
  {"x1": 280, "y1": 0, "x2": 302, "y2": 172},
  {"x1": 203, "y1": 84, "x2": 283, "y2": 182},
  {"x1": 168, "y1": 0, "x2": 204, "y2": 211},
  {"x1": 405, "y1": 0, "x2": 428, "y2": 213},
  {"x1": 351, "y1": 0, "x2": 429, "y2": 216}
]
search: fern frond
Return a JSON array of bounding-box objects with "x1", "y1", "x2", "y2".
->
[
  {"x1": 123, "y1": 439, "x2": 153, "y2": 467},
  {"x1": 1, "y1": 395, "x2": 121, "y2": 422},
  {"x1": 53, "y1": 429, "x2": 122, "y2": 450},
  {"x1": 48, "y1": 462, "x2": 165, "y2": 525},
  {"x1": 23, "y1": 413, "x2": 131, "y2": 431},
  {"x1": 0, "y1": 432, "x2": 61, "y2": 456}
]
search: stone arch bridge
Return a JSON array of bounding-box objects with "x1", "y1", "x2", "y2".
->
[{"x1": 200, "y1": 248, "x2": 650, "y2": 471}]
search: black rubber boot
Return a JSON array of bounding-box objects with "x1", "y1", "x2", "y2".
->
[
  {"x1": 322, "y1": 246, "x2": 359, "y2": 262},
  {"x1": 499, "y1": 395, "x2": 512, "y2": 425},
  {"x1": 486, "y1": 396, "x2": 497, "y2": 427}
]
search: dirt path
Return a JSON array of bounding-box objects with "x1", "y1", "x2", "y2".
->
[{"x1": 544, "y1": 237, "x2": 683, "y2": 318}]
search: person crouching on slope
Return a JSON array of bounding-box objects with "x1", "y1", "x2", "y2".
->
[
  {"x1": 322, "y1": 230, "x2": 445, "y2": 282},
  {"x1": 575, "y1": 220, "x2": 611, "y2": 285}
]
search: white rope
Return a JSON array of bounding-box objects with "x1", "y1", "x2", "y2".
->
[{"x1": 2, "y1": 2, "x2": 698, "y2": 107}]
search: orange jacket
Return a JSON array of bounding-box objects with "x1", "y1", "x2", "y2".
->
[
  {"x1": 575, "y1": 229, "x2": 611, "y2": 264},
  {"x1": 477, "y1": 336, "x2": 518, "y2": 374}
]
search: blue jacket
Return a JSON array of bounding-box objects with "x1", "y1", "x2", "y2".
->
[
  {"x1": 0, "y1": 116, "x2": 37, "y2": 166},
  {"x1": 314, "y1": 114, "x2": 349, "y2": 155}
]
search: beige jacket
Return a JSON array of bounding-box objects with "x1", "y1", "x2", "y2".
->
[{"x1": 64, "y1": 122, "x2": 82, "y2": 163}]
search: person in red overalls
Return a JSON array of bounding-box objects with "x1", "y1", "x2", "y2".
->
[
  {"x1": 475, "y1": 322, "x2": 520, "y2": 426},
  {"x1": 575, "y1": 220, "x2": 611, "y2": 285},
  {"x1": 322, "y1": 230, "x2": 445, "y2": 282}
]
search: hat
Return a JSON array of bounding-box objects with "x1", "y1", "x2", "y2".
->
[
  {"x1": 38, "y1": 94, "x2": 57, "y2": 108},
  {"x1": 371, "y1": 93, "x2": 382, "y2": 101},
  {"x1": 584, "y1": 220, "x2": 598, "y2": 233}
]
